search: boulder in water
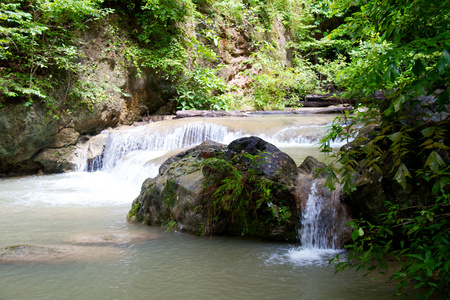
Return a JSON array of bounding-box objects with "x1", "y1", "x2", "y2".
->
[
  {"x1": 128, "y1": 137, "x2": 299, "y2": 242},
  {"x1": 226, "y1": 136, "x2": 298, "y2": 186}
]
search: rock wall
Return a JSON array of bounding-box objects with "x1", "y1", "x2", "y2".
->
[
  {"x1": 0, "y1": 10, "x2": 294, "y2": 176},
  {"x1": 0, "y1": 16, "x2": 171, "y2": 175}
]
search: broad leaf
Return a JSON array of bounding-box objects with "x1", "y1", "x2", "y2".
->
[
  {"x1": 425, "y1": 151, "x2": 445, "y2": 174},
  {"x1": 394, "y1": 163, "x2": 412, "y2": 189},
  {"x1": 437, "y1": 49, "x2": 450, "y2": 74},
  {"x1": 412, "y1": 59, "x2": 426, "y2": 77},
  {"x1": 324, "y1": 169, "x2": 339, "y2": 191}
]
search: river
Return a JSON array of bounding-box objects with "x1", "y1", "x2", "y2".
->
[{"x1": 0, "y1": 115, "x2": 403, "y2": 299}]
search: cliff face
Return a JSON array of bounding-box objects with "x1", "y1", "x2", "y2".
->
[
  {"x1": 0, "y1": 9, "x2": 293, "y2": 176},
  {"x1": 0, "y1": 16, "x2": 172, "y2": 175}
]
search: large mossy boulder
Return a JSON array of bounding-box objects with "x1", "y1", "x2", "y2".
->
[
  {"x1": 226, "y1": 136, "x2": 298, "y2": 186},
  {"x1": 128, "y1": 137, "x2": 299, "y2": 242}
]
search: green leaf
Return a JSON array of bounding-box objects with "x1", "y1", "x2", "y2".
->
[
  {"x1": 412, "y1": 59, "x2": 426, "y2": 77},
  {"x1": 425, "y1": 151, "x2": 445, "y2": 174},
  {"x1": 437, "y1": 49, "x2": 450, "y2": 74},
  {"x1": 324, "y1": 169, "x2": 339, "y2": 191},
  {"x1": 422, "y1": 126, "x2": 441, "y2": 139},
  {"x1": 392, "y1": 94, "x2": 406, "y2": 113},
  {"x1": 432, "y1": 177, "x2": 450, "y2": 194},
  {"x1": 394, "y1": 163, "x2": 412, "y2": 189},
  {"x1": 342, "y1": 177, "x2": 357, "y2": 193},
  {"x1": 384, "y1": 62, "x2": 399, "y2": 82},
  {"x1": 388, "y1": 131, "x2": 402, "y2": 143},
  {"x1": 358, "y1": 227, "x2": 364, "y2": 237}
]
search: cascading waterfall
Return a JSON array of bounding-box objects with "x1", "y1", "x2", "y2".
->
[
  {"x1": 299, "y1": 181, "x2": 338, "y2": 249},
  {"x1": 77, "y1": 119, "x2": 336, "y2": 176},
  {"x1": 76, "y1": 122, "x2": 244, "y2": 187},
  {"x1": 100, "y1": 122, "x2": 237, "y2": 172},
  {"x1": 75, "y1": 117, "x2": 346, "y2": 208},
  {"x1": 288, "y1": 179, "x2": 348, "y2": 264}
]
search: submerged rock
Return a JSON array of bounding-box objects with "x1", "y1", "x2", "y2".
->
[
  {"x1": 65, "y1": 229, "x2": 161, "y2": 245},
  {"x1": 128, "y1": 137, "x2": 299, "y2": 242},
  {"x1": 0, "y1": 244, "x2": 123, "y2": 264}
]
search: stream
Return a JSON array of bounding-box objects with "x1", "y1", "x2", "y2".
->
[{"x1": 0, "y1": 115, "x2": 403, "y2": 299}]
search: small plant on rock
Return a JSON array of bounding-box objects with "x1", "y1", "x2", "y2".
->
[{"x1": 201, "y1": 152, "x2": 292, "y2": 238}]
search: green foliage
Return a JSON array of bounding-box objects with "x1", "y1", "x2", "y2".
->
[
  {"x1": 322, "y1": 108, "x2": 449, "y2": 299},
  {"x1": 332, "y1": 190, "x2": 449, "y2": 298},
  {"x1": 318, "y1": 111, "x2": 354, "y2": 153},
  {"x1": 128, "y1": 202, "x2": 140, "y2": 221},
  {"x1": 175, "y1": 66, "x2": 227, "y2": 110},
  {"x1": 162, "y1": 219, "x2": 177, "y2": 232},
  {"x1": 0, "y1": 0, "x2": 112, "y2": 116},
  {"x1": 319, "y1": 0, "x2": 450, "y2": 298},
  {"x1": 247, "y1": 41, "x2": 316, "y2": 110},
  {"x1": 106, "y1": 0, "x2": 195, "y2": 77},
  {"x1": 328, "y1": 0, "x2": 450, "y2": 104},
  {"x1": 201, "y1": 152, "x2": 291, "y2": 237}
]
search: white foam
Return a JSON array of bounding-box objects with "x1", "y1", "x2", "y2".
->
[
  {"x1": 287, "y1": 247, "x2": 342, "y2": 266},
  {"x1": 3, "y1": 172, "x2": 140, "y2": 208}
]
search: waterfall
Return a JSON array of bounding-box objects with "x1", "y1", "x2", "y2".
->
[
  {"x1": 75, "y1": 122, "x2": 244, "y2": 187},
  {"x1": 299, "y1": 181, "x2": 339, "y2": 249},
  {"x1": 75, "y1": 117, "x2": 346, "y2": 193},
  {"x1": 100, "y1": 122, "x2": 236, "y2": 172},
  {"x1": 287, "y1": 179, "x2": 349, "y2": 264}
]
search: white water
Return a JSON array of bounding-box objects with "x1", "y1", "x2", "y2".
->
[
  {"x1": 76, "y1": 115, "x2": 348, "y2": 259},
  {"x1": 0, "y1": 115, "x2": 403, "y2": 299},
  {"x1": 76, "y1": 116, "x2": 344, "y2": 184},
  {"x1": 300, "y1": 181, "x2": 339, "y2": 249},
  {"x1": 288, "y1": 181, "x2": 344, "y2": 265}
]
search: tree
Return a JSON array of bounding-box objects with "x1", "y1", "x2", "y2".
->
[
  {"x1": 320, "y1": 0, "x2": 450, "y2": 298},
  {"x1": 0, "y1": 0, "x2": 111, "y2": 115}
]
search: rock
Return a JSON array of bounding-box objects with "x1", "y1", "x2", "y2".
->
[
  {"x1": 176, "y1": 110, "x2": 248, "y2": 118},
  {"x1": 86, "y1": 134, "x2": 108, "y2": 160},
  {"x1": 226, "y1": 136, "x2": 298, "y2": 186},
  {"x1": 298, "y1": 156, "x2": 327, "y2": 179},
  {"x1": 47, "y1": 128, "x2": 80, "y2": 148},
  {"x1": 0, "y1": 104, "x2": 57, "y2": 174},
  {"x1": 340, "y1": 123, "x2": 380, "y2": 152},
  {"x1": 175, "y1": 106, "x2": 354, "y2": 119},
  {"x1": 296, "y1": 106, "x2": 354, "y2": 114},
  {"x1": 344, "y1": 168, "x2": 436, "y2": 223},
  {"x1": 128, "y1": 140, "x2": 226, "y2": 230},
  {"x1": 34, "y1": 146, "x2": 78, "y2": 173},
  {"x1": 128, "y1": 138, "x2": 299, "y2": 242},
  {"x1": 65, "y1": 229, "x2": 161, "y2": 245},
  {"x1": 0, "y1": 244, "x2": 123, "y2": 263}
]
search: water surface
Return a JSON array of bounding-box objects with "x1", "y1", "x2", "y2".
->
[{"x1": 0, "y1": 115, "x2": 401, "y2": 299}]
